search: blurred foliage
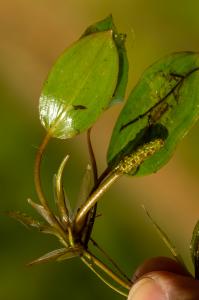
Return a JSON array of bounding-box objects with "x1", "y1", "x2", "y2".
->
[{"x1": 1, "y1": 0, "x2": 199, "y2": 299}]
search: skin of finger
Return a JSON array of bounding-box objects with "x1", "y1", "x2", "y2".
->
[
  {"x1": 143, "y1": 271, "x2": 199, "y2": 300},
  {"x1": 133, "y1": 256, "x2": 190, "y2": 281},
  {"x1": 128, "y1": 257, "x2": 199, "y2": 300}
]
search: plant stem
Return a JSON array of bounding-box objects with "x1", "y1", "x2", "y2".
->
[
  {"x1": 90, "y1": 238, "x2": 132, "y2": 284},
  {"x1": 83, "y1": 250, "x2": 131, "y2": 290},
  {"x1": 75, "y1": 170, "x2": 121, "y2": 227},
  {"x1": 76, "y1": 139, "x2": 165, "y2": 233},
  {"x1": 82, "y1": 249, "x2": 131, "y2": 293},
  {"x1": 81, "y1": 256, "x2": 128, "y2": 297},
  {"x1": 96, "y1": 165, "x2": 111, "y2": 186},
  {"x1": 34, "y1": 133, "x2": 52, "y2": 210},
  {"x1": 34, "y1": 133, "x2": 67, "y2": 242}
]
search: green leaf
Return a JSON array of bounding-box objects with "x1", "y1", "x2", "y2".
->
[
  {"x1": 83, "y1": 15, "x2": 129, "y2": 104},
  {"x1": 108, "y1": 52, "x2": 199, "y2": 175},
  {"x1": 111, "y1": 37, "x2": 128, "y2": 106},
  {"x1": 39, "y1": 29, "x2": 119, "y2": 139},
  {"x1": 82, "y1": 15, "x2": 115, "y2": 36},
  {"x1": 190, "y1": 220, "x2": 199, "y2": 278}
]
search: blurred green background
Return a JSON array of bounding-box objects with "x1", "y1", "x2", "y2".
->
[{"x1": 1, "y1": 0, "x2": 199, "y2": 299}]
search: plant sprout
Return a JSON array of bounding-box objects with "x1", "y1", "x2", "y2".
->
[{"x1": 9, "y1": 15, "x2": 199, "y2": 297}]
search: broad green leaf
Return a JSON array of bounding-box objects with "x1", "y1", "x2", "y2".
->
[
  {"x1": 39, "y1": 30, "x2": 119, "y2": 139},
  {"x1": 83, "y1": 15, "x2": 128, "y2": 104},
  {"x1": 108, "y1": 52, "x2": 199, "y2": 175},
  {"x1": 190, "y1": 220, "x2": 199, "y2": 278}
]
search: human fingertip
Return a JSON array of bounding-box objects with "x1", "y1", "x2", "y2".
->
[{"x1": 128, "y1": 277, "x2": 166, "y2": 300}]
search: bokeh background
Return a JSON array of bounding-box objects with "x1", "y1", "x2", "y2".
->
[{"x1": 1, "y1": 0, "x2": 199, "y2": 299}]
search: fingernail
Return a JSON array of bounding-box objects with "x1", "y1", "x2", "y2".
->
[{"x1": 128, "y1": 277, "x2": 166, "y2": 300}]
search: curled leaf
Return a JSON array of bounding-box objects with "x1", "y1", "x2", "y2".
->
[{"x1": 108, "y1": 52, "x2": 199, "y2": 175}]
